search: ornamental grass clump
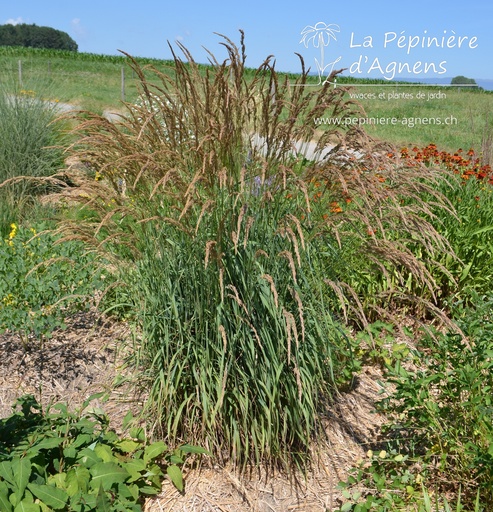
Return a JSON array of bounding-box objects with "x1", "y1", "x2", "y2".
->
[
  {"x1": 0, "y1": 86, "x2": 66, "y2": 224},
  {"x1": 58, "y1": 32, "x2": 455, "y2": 465}
]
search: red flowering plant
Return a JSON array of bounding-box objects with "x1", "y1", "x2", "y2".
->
[
  {"x1": 301, "y1": 141, "x2": 493, "y2": 311},
  {"x1": 387, "y1": 143, "x2": 493, "y2": 304},
  {"x1": 297, "y1": 147, "x2": 455, "y2": 324},
  {"x1": 396, "y1": 143, "x2": 493, "y2": 184}
]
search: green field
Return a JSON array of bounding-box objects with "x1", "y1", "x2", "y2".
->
[
  {"x1": 1, "y1": 45, "x2": 492, "y2": 153},
  {"x1": 341, "y1": 83, "x2": 493, "y2": 152},
  {"x1": 0, "y1": 46, "x2": 171, "y2": 114}
]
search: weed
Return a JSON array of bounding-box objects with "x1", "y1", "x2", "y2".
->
[{"x1": 0, "y1": 394, "x2": 207, "y2": 511}]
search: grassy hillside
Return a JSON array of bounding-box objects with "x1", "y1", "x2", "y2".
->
[
  {"x1": 1, "y1": 45, "x2": 492, "y2": 153},
  {"x1": 342, "y1": 82, "x2": 493, "y2": 153}
]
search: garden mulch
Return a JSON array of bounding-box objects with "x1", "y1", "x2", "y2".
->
[
  {"x1": 144, "y1": 365, "x2": 388, "y2": 512},
  {"x1": 0, "y1": 309, "x2": 140, "y2": 425},
  {"x1": 0, "y1": 311, "x2": 390, "y2": 512}
]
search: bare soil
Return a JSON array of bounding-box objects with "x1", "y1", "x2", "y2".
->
[
  {"x1": 0, "y1": 310, "x2": 138, "y2": 425},
  {"x1": 0, "y1": 311, "x2": 389, "y2": 512}
]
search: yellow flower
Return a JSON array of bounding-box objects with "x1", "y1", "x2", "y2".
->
[
  {"x1": 366, "y1": 450, "x2": 373, "y2": 458},
  {"x1": 7, "y1": 223, "x2": 17, "y2": 246},
  {"x1": 378, "y1": 450, "x2": 387, "y2": 459},
  {"x1": 2, "y1": 294, "x2": 15, "y2": 306}
]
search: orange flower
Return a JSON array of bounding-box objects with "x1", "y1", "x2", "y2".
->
[{"x1": 330, "y1": 201, "x2": 343, "y2": 213}]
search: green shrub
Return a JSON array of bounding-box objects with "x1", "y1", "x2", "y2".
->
[
  {"x1": 0, "y1": 394, "x2": 206, "y2": 511},
  {"x1": 0, "y1": 222, "x2": 106, "y2": 346},
  {"x1": 337, "y1": 296, "x2": 493, "y2": 510},
  {"x1": 383, "y1": 297, "x2": 493, "y2": 506}
]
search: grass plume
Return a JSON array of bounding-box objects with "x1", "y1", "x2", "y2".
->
[{"x1": 56, "y1": 32, "x2": 456, "y2": 466}]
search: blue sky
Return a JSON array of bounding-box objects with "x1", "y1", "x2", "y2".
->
[{"x1": 4, "y1": 0, "x2": 493, "y2": 82}]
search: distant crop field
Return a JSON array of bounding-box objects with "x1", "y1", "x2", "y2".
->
[{"x1": 1, "y1": 45, "x2": 492, "y2": 153}]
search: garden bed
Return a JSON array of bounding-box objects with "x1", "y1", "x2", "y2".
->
[
  {"x1": 0, "y1": 310, "x2": 389, "y2": 511},
  {"x1": 0, "y1": 309, "x2": 137, "y2": 425}
]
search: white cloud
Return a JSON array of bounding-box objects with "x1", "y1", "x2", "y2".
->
[
  {"x1": 175, "y1": 30, "x2": 191, "y2": 43},
  {"x1": 5, "y1": 17, "x2": 24, "y2": 25},
  {"x1": 71, "y1": 18, "x2": 86, "y2": 37}
]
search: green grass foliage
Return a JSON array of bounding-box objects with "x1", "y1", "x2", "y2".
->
[
  {"x1": 0, "y1": 88, "x2": 65, "y2": 194},
  {"x1": 0, "y1": 84, "x2": 68, "y2": 236},
  {"x1": 56, "y1": 32, "x2": 453, "y2": 467}
]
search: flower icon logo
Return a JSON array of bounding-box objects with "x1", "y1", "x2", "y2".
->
[{"x1": 300, "y1": 22, "x2": 342, "y2": 85}]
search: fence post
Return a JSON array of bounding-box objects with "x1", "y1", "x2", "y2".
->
[
  {"x1": 121, "y1": 66, "x2": 125, "y2": 102},
  {"x1": 18, "y1": 60, "x2": 22, "y2": 87}
]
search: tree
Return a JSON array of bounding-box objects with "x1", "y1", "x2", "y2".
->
[
  {"x1": 451, "y1": 75, "x2": 478, "y2": 89},
  {"x1": 0, "y1": 23, "x2": 78, "y2": 51}
]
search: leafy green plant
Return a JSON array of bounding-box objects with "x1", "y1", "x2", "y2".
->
[
  {"x1": 0, "y1": 223, "x2": 106, "y2": 346},
  {"x1": 385, "y1": 298, "x2": 493, "y2": 505},
  {"x1": 0, "y1": 394, "x2": 207, "y2": 511},
  {"x1": 336, "y1": 295, "x2": 493, "y2": 511},
  {"x1": 354, "y1": 320, "x2": 411, "y2": 367},
  {"x1": 335, "y1": 447, "x2": 426, "y2": 511}
]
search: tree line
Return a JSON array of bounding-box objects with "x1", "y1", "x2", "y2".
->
[{"x1": 0, "y1": 23, "x2": 77, "y2": 52}]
